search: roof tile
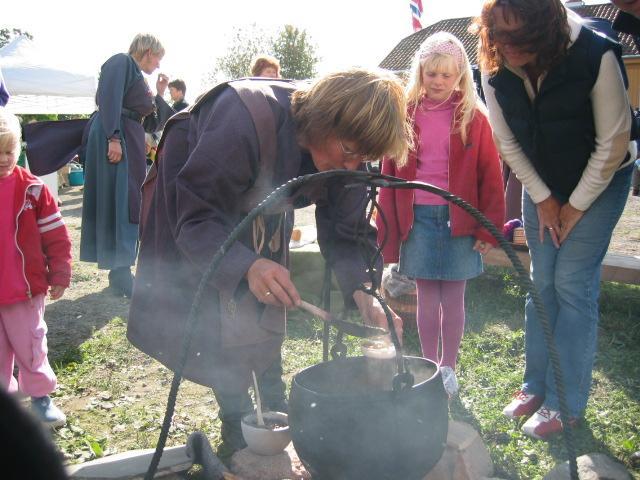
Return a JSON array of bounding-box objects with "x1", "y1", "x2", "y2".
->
[{"x1": 379, "y1": 3, "x2": 638, "y2": 71}]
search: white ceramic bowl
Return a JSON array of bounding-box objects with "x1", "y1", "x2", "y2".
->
[{"x1": 241, "y1": 411, "x2": 291, "y2": 456}]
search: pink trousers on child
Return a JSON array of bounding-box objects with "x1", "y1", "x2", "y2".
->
[
  {"x1": 415, "y1": 279, "x2": 467, "y2": 369},
  {"x1": 0, "y1": 294, "x2": 57, "y2": 397}
]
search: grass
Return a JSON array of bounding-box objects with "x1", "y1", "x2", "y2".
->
[
  {"x1": 51, "y1": 267, "x2": 640, "y2": 478},
  {"x1": 454, "y1": 267, "x2": 640, "y2": 479}
]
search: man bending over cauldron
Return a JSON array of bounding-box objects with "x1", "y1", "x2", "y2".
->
[{"x1": 127, "y1": 69, "x2": 408, "y2": 457}]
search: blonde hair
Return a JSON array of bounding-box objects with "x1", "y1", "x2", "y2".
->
[
  {"x1": 250, "y1": 55, "x2": 281, "y2": 77},
  {"x1": 128, "y1": 33, "x2": 165, "y2": 62},
  {"x1": 0, "y1": 109, "x2": 21, "y2": 156},
  {"x1": 291, "y1": 68, "x2": 412, "y2": 166},
  {"x1": 406, "y1": 32, "x2": 480, "y2": 145}
]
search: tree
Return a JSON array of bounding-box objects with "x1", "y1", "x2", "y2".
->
[
  {"x1": 205, "y1": 24, "x2": 272, "y2": 86},
  {"x1": 0, "y1": 28, "x2": 33, "y2": 48},
  {"x1": 205, "y1": 24, "x2": 319, "y2": 86},
  {"x1": 272, "y1": 25, "x2": 318, "y2": 80}
]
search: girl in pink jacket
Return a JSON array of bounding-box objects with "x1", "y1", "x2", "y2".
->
[
  {"x1": 377, "y1": 33, "x2": 504, "y2": 396},
  {"x1": 0, "y1": 109, "x2": 71, "y2": 427}
]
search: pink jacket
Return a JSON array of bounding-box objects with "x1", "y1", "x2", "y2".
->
[
  {"x1": 3, "y1": 167, "x2": 72, "y2": 303},
  {"x1": 376, "y1": 107, "x2": 505, "y2": 263}
]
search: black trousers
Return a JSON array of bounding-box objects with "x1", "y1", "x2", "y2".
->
[{"x1": 213, "y1": 352, "x2": 287, "y2": 423}]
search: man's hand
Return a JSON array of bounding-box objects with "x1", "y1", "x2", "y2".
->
[
  {"x1": 536, "y1": 195, "x2": 561, "y2": 248},
  {"x1": 558, "y1": 203, "x2": 585, "y2": 243},
  {"x1": 49, "y1": 285, "x2": 66, "y2": 300},
  {"x1": 353, "y1": 290, "x2": 403, "y2": 345},
  {"x1": 107, "y1": 140, "x2": 122, "y2": 163},
  {"x1": 246, "y1": 258, "x2": 300, "y2": 308}
]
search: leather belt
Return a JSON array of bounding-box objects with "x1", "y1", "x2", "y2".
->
[{"x1": 121, "y1": 107, "x2": 143, "y2": 123}]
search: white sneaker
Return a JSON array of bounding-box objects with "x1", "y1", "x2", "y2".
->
[
  {"x1": 31, "y1": 395, "x2": 66, "y2": 429},
  {"x1": 522, "y1": 407, "x2": 576, "y2": 441},
  {"x1": 440, "y1": 366, "x2": 459, "y2": 396},
  {"x1": 502, "y1": 390, "x2": 544, "y2": 419}
]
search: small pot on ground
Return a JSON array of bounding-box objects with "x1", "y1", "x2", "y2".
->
[{"x1": 241, "y1": 411, "x2": 291, "y2": 456}]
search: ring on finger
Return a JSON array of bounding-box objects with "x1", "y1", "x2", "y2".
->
[{"x1": 265, "y1": 291, "x2": 272, "y2": 297}]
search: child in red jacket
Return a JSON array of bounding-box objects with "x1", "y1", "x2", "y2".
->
[
  {"x1": 0, "y1": 109, "x2": 71, "y2": 427},
  {"x1": 376, "y1": 32, "x2": 505, "y2": 396}
]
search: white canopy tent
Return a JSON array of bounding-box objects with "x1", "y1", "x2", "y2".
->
[
  {"x1": 0, "y1": 35, "x2": 97, "y2": 114},
  {"x1": 0, "y1": 35, "x2": 97, "y2": 200}
]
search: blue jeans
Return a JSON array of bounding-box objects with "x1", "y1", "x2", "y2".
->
[{"x1": 521, "y1": 164, "x2": 632, "y2": 417}]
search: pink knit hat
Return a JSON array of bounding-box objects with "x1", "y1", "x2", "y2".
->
[{"x1": 417, "y1": 32, "x2": 465, "y2": 70}]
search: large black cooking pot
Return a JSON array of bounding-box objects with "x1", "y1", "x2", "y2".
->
[{"x1": 289, "y1": 355, "x2": 448, "y2": 480}]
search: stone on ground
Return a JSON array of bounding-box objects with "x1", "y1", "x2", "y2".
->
[
  {"x1": 423, "y1": 420, "x2": 494, "y2": 480},
  {"x1": 544, "y1": 453, "x2": 632, "y2": 480},
  {"x1": 229, "y1": 443, "x2": 310, "y2": 480}
]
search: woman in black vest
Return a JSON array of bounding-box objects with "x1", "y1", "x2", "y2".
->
[{"x1": 475, "y1": 0, "x2": 635, "y2": 440}]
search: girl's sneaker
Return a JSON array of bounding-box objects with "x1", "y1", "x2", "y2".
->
[
  {"x1": 31, "y1": 395, "x2": 66, "y2": 428},
  {"x1": 522, "y1": 406, "x2": 577, "y2": 440},
  {"x1": 502, "y1": 390, "x2": 543, "y2": 419},
  {"x1": 440, "y1": 366, "x2": 459, "y2": 397}
]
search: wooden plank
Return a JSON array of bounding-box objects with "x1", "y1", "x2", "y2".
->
[
  {"x1": 484, "y1": 248, "x2": 640, "y2": 285},
  {"x1": 483, "y1": 248, "x2": 530, "y2": 270},
  {"x1": 601, "y1": 253, "x2": 640, "y2": 285}
]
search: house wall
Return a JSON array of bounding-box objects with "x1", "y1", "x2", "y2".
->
[{"x1": 625, "y1": 57, "x2": 640, "y2": 108}]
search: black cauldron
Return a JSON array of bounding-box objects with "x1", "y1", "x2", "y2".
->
[{"x1": 289, "y1": 355, "x2": 448, "y2": 480}]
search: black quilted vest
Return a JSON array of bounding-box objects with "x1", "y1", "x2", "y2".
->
[{"x1": 488, "y1": 27, "x2": 621, "y2": 196}]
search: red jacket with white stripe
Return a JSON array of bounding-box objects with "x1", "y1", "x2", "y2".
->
[
  {"x1": 376, "y1": 107, "x2": 505, "y2": 264},
  {"x1": 9, "y1": 167, "x2": 71, "y2": 301}
]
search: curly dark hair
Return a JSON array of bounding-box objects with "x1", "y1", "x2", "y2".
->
[
  {"x1": 473, "y1": 0, "x2": 571, "y2": 75},
  {"x1": 168, "y1": 78, "x2": 186, "y2": 94}
]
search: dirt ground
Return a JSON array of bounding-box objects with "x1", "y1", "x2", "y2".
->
[
  {"x1": 47, "y1": 185, "x2": 640, "y2": 361},
  {"x1": 46, "y1": 187, "x2": 131, "y2": 357}
]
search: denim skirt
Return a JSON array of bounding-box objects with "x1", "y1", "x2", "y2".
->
[{"x1": 398, "y1": 205, "x2": 482, "y2": 281}]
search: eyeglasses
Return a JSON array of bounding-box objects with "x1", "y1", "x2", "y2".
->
[
  {"x1": 339, "y1": 140, "x2": 374, "y2": 162},
  {"x1": 488, "y1": 27, "x2": 537, "y2": 48}
]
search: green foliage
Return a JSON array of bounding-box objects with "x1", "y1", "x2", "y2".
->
[
  {"x1": 19, "y1": 114, "x2": 59, "y2": 123},
  {"x1": 0, "y1": 28, "x2": 32, "y2": 48},
  {"x1": 206, "y1": 24, "x2": 272, "y2": 85},
  {"x1": 206, "y1": 24, "x2": 319, "y2": 85},
  {"x1": 272, "y1": 25, "x2": 318, "y2": 80},
  {"x1": 17, "y1": 114, "x2": 89, "y2": 126}
]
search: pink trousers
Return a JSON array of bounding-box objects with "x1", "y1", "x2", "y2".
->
[
  {"x1": 0, "y1": 294, "x2": 57, "y2": 397},
  {"x1": 416, "y1": 279, "x2": 467, "y2": 369}
]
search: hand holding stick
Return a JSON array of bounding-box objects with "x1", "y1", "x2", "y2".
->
[{"x1": 298, "y1": 300, "x2": 388, "y2": 338}]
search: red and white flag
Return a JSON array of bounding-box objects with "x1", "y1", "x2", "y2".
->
[{"x1": 411, "y1": 0, "x2": 424, "y2": 32}]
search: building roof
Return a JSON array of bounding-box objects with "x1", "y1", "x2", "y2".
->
[{"x1": 379, "y1": 2, "x2": 639, "y2": 72}]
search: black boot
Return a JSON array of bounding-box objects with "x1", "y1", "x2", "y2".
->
[
  {"x1": 213, "y1": 391, "x2": 253, "y2": 463},
  {"x1": 258, "y1": 353, "x2": 288, "y2": 413},
  {"x1": 108, "y1": 267, "x2": 134, "y2": 298}
]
